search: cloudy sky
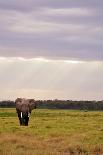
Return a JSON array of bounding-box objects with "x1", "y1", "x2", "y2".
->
[{"x1": 0, "y1": 0, "x2": 103, "y2": 100}]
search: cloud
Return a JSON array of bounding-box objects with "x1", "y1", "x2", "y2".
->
[
  {"x1": 0, "y1": 0, "x2": 103, "y2": 11},
  {"x1": 41, "y1": 7, "x2": 94, "y2": 17},
  {"x1": 0, "y1": 0, "x2": 103, "y2": 60}
]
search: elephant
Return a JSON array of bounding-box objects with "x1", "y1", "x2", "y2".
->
[{"x1": 15, "y1": 98, "x2": 36, "y2": 126}]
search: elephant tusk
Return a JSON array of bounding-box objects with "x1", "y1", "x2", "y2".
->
[
  {"x1": 28, "y1": 113, "x2": 30, "y2": 117},
  {"x1": 21, "y1": 112, "x2": 23, "y2": 118}
]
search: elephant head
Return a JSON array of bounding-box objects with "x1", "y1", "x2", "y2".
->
[{"x1": 15, "y1": 98, "x2": 36, "y2": 126}]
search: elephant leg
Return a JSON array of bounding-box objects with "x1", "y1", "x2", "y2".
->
[
  {"x1": 19, "y1": 117, "x2": 22, "y2": 125},
  {"x1": 24, "y1": 113, "x2": 29, "y2": 126},
  {"x1": 24, "y1": 116, "x2": 29, "y2": 126},
  {"x1": 27, "y1": 117, "x2": 29, "y2": 126}
]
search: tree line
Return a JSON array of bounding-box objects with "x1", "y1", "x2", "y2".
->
[{"x1": 0, "y1": 99, "x2": 103, "y2": 110}]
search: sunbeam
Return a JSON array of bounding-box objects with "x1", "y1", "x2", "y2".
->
[{"x1": 0, "y1": 57, "x2": 103, "y2": 100}]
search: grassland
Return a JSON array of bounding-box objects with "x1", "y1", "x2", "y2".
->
[{"x1": 0, "y1": 109, "x2": 103, "y2": 155}]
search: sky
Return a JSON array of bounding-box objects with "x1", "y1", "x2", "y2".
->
[{"x1": 0, "y1": 0, "x2": 103, "y2": 101}]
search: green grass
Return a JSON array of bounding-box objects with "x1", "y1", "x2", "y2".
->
[{"x1": 0, "y1": 109, "x2": 103, "y2": 154}]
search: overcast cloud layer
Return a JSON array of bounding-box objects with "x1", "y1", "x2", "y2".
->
[
  {"x1": 0, "y1": 0, "x2": 103, "y2": 60},
  {"x1": 0, "y1": 1, "x2": 103, "y2": 100}
]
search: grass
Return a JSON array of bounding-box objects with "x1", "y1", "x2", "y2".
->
[{"x1": 0, "y1": 109, "x2": 103, "y2": 154}]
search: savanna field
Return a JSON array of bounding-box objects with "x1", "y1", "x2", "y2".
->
[{"x1": 0, "y1": 109, "x2": 103, "y2": 155}]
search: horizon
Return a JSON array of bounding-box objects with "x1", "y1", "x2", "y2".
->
[{"x1": 0, "y1": 97, "x2": 103, "y2": 102}]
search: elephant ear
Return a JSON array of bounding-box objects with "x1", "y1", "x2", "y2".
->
[
  {"x1": 15, "y1": 98, "x2": 23, "y2": 112},
  {"x1": 28, "y1": 99, "x2": 36, "y2": 113},
  {"x1": 15, "y1": 98, "x2": 22, "y2": 103}
]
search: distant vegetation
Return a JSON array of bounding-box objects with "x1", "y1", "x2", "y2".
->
[
  {"x1": 0, "y1": 99, "x2": 103, "y2": 110},
  {"x1": 0, "y1": 100, "x2": 15, "y2": 108}
]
